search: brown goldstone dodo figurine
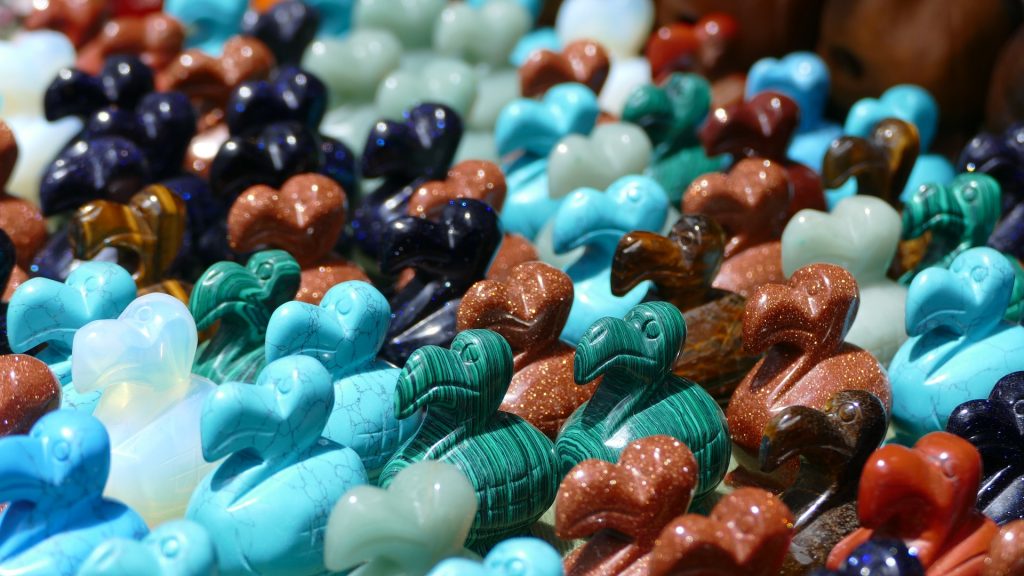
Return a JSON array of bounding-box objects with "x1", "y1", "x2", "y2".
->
[
  {"x1": 611, "y1": 214, "x2": 757, "y2": 402},
  {"x1": 555, "y1": 435, "x2": 698, "y2": 575},
  {"x1": 519, "y1": 39, "x2": 610, "y2": 99},
  {"x1": 648, "y1": 487, "x2": 795, "y2": 576},
  {"x1": 457, "y1": 261, "x2": 594, "y2": 438},
  {"x1": 726, "y1": 263, "x2": 892, "y2": 490},
  {"x1": 683, "y1": 157, "x2": 790, "y2": 300}
]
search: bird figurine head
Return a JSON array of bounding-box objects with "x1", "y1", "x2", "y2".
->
[
  {"x1": 190, "y1": 249, "x2": 301, "y2": 333},
  {"x1": 552, "y1": 175, "x2": 668, "y2": 255},
  {"x1": 394, "y1": 329, "x2": 512, "y2": 423},
  {"x1": 574, "y1": 301, "x2": 685, "y2": 385},
  {"x1": 77, "y1": 520, "x2": 217, "y2": 576}
]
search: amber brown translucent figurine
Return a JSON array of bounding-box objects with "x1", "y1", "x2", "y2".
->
[
  {"x1": 648, "y1": 487, "x2": 795, "y2": 576},
  {"x1": 24, "y1": 0, "x2": 109, "y2": 48},
  {"x1": 726, "y1": 263, "x2": 891, "y2": 490},
  {"x1": 683, "y1": 158, "x2": 789, "y2": 299},
  {"x1": 0, "y1": 354, "x2": 62, "y2": 437},
  {"x1": 228, "y1": 173, "x2": 367, "y2": 303},
  {"x1": 408, "y1": 160, "x2": 537, "y2": 282},
  {"x1": 556, "y1": 435, "x2": 698, "y2": 575},
  {"x1": 70, "y1": 184, "x2": 188, "y2": 299},
  {"x1": 457, "y1": 261, "x2": 595, "y2": 438},
  {"x1": 699, "y1": 91, "x2": 825, "y2": 217},
  {"x1": 0, "y1": 122, "x2": 46, "y2": 271},
  {"x1": 611, "y1": 214, "x2": 756, "y2": 402},
  {"x1": 761, "y1": 390, "x2": 888, "y2": 575},
  {"x1": 519, "y1": 39, "x2": 610, "y2": 99},
  {"x1": 984, "y1": 521, "x2": 1024, "y2": 576},
  {"x1": 827, "y1": 432, "x2": 998, "y2": 575},
  {"x1": 818, "y1": 0, "x2": 1018, "y2": 133},
  {"x1": 76, "y1": 13, "x2": 186, "y2": 75},
  {"x1": 823, "y1": 118, "x2": 919, "y2": 209}
]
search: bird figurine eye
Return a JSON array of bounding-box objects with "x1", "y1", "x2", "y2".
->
[
  {"x1": 961, "y1": 183, "x2": 978, "y2": 202},
  {"x1": 256, "y1": 262, "x2": 274, "y2": 280},
  {"x1": 51, "y1": 440, "x2": 71, "y2": 462},
  {"x1": 642, "y1": 319, "x2": 661, "y2": 339},
  {"x1": 460, "y1": 342, "x2": 481, "y2": 363},
  {"x1": 837, "y1": 402, "x2": 860, "y2": 423},
  {"x1": 277, "y1": 378, "x2": 293, "y2": 395},
  {"x1": 1014, "y1": 399, "x2": 1024, "y2": 417},
  {"x1": 161, "y1": 536, "x2": 181, "y2": 558},
  {"x1": 971, "y1": 265, "x2": 988, "y2": 283},
  {"x1": 134, "y1": 305, "x2": 154, "y2": 323},
  {"x1": 502, "y1": 559, "x2": 528, "y2": 576}
]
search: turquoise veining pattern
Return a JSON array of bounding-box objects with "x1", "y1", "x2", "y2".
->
[
  {"x1": 555, "y1": 302, "x2": 730, "y2": 497},
  {"x1": 7, "y1": 262, "x2": 136, "y2": 412},
  {"x1": 621, "y1": 73, "x2": 727, "y2": 203},
  {"x1": 191, "y1": 250, "x2": 301, "y2": 385},
  {"x1": 380, "y1": 330, "x2": 559, "y2": 552},
  {"x1": 553, "y1": 175, "x2": 669, "y2": 344},
  {"x1": 889, "y1": 247, "x2": 1024, "y2": 444},
  {"x1": 78, "y1": 520, "x2": 216, "y2": 576},
  {"x1": 265, "y1": 280, "x2": 423, "y2": 478},
  {"x1": 427, "y1": 537, "x2": 564, "y2": 576},
  {"x1": 900, "y1": 173, "x2": 1024, "y2": 320},
  {"x1": 494, "y1": 83, "x2": 600, "y2": 240},
  {"x1": 745, "y1": 52, "x2": 842, "y2": 173},
  {"x1": 187, "y1": 356, "x2": 367, "y2": 576},
  {"x1": 0, "y1": 410, "x2": 149, "y2": 576}
]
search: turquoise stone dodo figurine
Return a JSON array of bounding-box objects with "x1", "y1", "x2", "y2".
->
[
  {"x1": 187, "y1": 355, "x2": 367, "y2": 576},
  {"x1": 0, "y1": 410, "x2": 148, "y2": 575},
  {"x1": 164, "y1": 0, "x2": 247, "y2": 55},
  {"x1": 6, "y1": 262, "x2": 136, "y2": 412},
  {"x1": 555, "y1": 301, "x2": 731, "y2": 498},
  {"x1": 427, "y1": 538, "x2": 564, "y2": 576},
  {"x1": 380, "y1": 329, "x2": 559, "y2": 552},
  {"x1": 552, "y1": 174, "x2": 670, "y2": 344},
  {"x1": 78, "y1": 520, "x2": 217, "y2": 576},
  {"x1": 889, "y1": 247, "x2": 1024, "y2": 444},
  {"x1": 264, "y1": 280, "x2": 424, "y2": 479}
]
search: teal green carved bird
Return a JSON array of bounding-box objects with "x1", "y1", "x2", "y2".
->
[
  {"x1": 380, "y1": 329, "x2": 559, "y2": 553},
  {"x1": 555, "y1": 301, "x2": 731, "y2": 498},
  {"x1": 189, "y1": 250, "x2": 300, "y2": 383}
]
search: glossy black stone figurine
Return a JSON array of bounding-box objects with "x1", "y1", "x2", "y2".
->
[
  {"x1": 349, "y1": 104, "x2": 463, "y2": 269},
  {"x1": 225, "y1": 67, "x2": 327, "y2": 137},
  {"x1": 44, "y1": 55, "x2": 155, "y2": 121},
  {"x1": 39, "y1": 137, "x2": 150, "y2": 216},
  {"x1": 959, "y1": 124, "x2": 1024, "y2": 260},
  {"x1": 947, "y1": 371, "x2": 1024, "y2": 525},
  {"x1": 379, "y1": 199, "x2": 502, "y2": 366},
  {"x1": 209, "y1": 121, "x2": 355, "y2": 207},
  {"x1": 810, "y1": 539, "x2": 925, "y2": 576},
  {"x1": 761, "y1": 390, "x2": 889, "y2": 575},
  {"x1": 0, "y1": 229, "x2": 15, "y2": 355},
  {"x1": 241, "y1": 0, "x2": 319, "y2": 66}
]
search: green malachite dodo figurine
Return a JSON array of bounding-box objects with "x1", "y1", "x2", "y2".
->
[
  {"x1": 379, "y1": 329, "x2": 559, "y2": 553},
  {"x1": 555, "y1": 301, "x2": 731, "y2": 498},
  {"x1": 189, "y1": 250, "x2": 301, "y2": 384}
]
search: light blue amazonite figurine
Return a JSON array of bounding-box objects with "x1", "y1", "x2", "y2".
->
[
  {"x1": 264, "y1": 280, "x2": 423, "y2": 479},
  {"x1": 380, "y1": 330, "x2": 559, "y2": 552},
  {"x1": 830, "y1": 85, "x2": 955, "y2": 205},
  {"x1": 553, "y1": 175, "x2": 669, "y2": 344},
  {"x1": 187, "y1": 355, "x2": 367, "y2": 576},
  {"x1": 164, "y1": 0, "x2": 247, "y2": 55},
  {"x1": 71, "y1": 293, "x2": 218, "y2": 527},
  {"x1": 745, "y1": 52, "x2": 842, "y2": 173},
  {"x1": 494, "y1": 83, "x2": 600, "y2": 240},
  {"x1": 555, "y1": 302, "x2": 730, "y2": 498},
  {"x1": 0, "y1": 410, "x2": 148, "y2": 575},
  {"x1": 427, "y1": 538, "x2": 564, "y2": 576},
  {"x1": 324, "y1": 460, "x2": 478, "y2": 576},
  {"x1": 78, "y1": 520, "x2": 216, "y2": 576},
  {"x1": 7, "y1": 262, "x2": 136, "y2": 412},
  {"x1": 889, "y1": 247, "x2": 1024, "y2": 444}
]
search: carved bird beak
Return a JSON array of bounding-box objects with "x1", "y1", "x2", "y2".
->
[{"x1": 574, "y1": 316, "x2": 651, "y2": 383}]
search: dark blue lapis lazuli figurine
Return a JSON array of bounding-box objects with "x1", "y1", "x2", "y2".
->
[
  {"x1": 947, "y1": 371, "x2": 1024, "y2": 525},
  {"x1": 0, "y1": 410, "x2": 149, "y2": 576},
  {"x1": 959, "y1": 124, "x2": 1024, "y2": 261},
  {"x1": 241, "y1": 0, "x2": 320, "y2": 66},
  {"x1": 348, "y1": 103, "x2": 464, "y2": 267},
  {"x1": 379, "y1": 199, "x2": 502, "y2": 366},
  {"x1": 811, "y1": 538, "x2": 925, "y2": 576}
]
